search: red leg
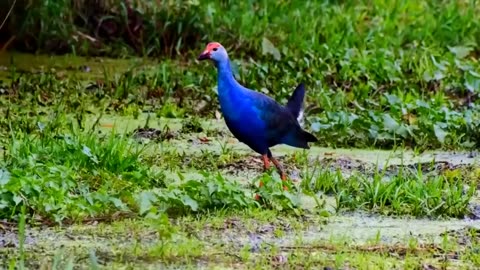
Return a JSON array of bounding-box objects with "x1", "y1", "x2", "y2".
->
[
  {"x1": 260, "y1": 154, "x2": 270, "y2": 187},
  {"x1": 270, "y1": 156, "x2": 289, "y2": 191},
  {"x1": 270, "y1": 156, "x2": 286, "y2": 180},
  {"x1": 262, "y1": 154, "x2": 270, "y2": 170},
  {"x1": 256, "y1": 154, "x2": 270, "y2": 200}
]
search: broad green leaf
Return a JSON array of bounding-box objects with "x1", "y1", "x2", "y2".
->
[
  {"x1": 454, "y1": 59, "x2": 472, "y2": 71},
  {"x1": 469, "y1": 70, "x2": 480, "y2": 78},
  {"x1": 448, "y1": 46, "x2": 472, "y2": 59},
  {"x1": 395, "y1": 125, "x2": 411, "y2": 138},
  {"x1": 207, "y1": 182, "x2": 216, "y2": 195},
  {"x1": 0, "y1": 169, "x2": 10, "y2": 186},
  {"x1": 465, "y1": 81, "x2": 480, "y2": 92},
  {"x1": 465, "y1": 70, "x2": 480, "y2": 92},
  {"x1": 433, "y1": 124, "x2": 448, "y2": 144},
  {"x1": 434, "y1": 71, "x2": 445, "y2": 80},
  {"x1": 0, "y1": 200, "x2": 9, "y2": 209},
  {"x1": 37, "y1": 122, "x2": 46, "y2": 132},
  {"x1": 13, "y1": 195, "x2": 23, "y2": 205},
  {"x1": 261, "y1": 37, "x2": 281, "y2": 60},
  {"x1": 181, "y1": 195, "x2": 198, "y2": 211},
  {"x1": 82, "y1": 145, "x2": 99, "y2": 164},
  {"x1": 383, "y1": 114, "x2": 399, "y2": 131},
  {"x1": 415, "y1": 100, "x2": 430, "y2": 109},
  {"x1": 385, "y1": 94, "x2": 400, "y2": 105},
  {"x1": 110, "y1": 198, "x2": 127, "y2": 210},
  {"x1": 137, "y1": 191, "x2": 156, "y2": 215},
  {"x1": 431, "y1": 56, "x2": 448, "y2": 71},
  {"x1": 311, "y1": 122, "x2": 330, "y2": 132}
]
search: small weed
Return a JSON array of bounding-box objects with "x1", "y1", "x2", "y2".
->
[
  {"x1": 180, "y1": 116, "x2": 203, "y2": 134},
  {"x1": 144, "y1": 213, "x2": 177, "y2": 260},
  {"x1": 254, "y1": 173, "x2": 303, "y2": 214},
  {"x1": 156, "y1": 102, "x2": 186, "y2": 119}
]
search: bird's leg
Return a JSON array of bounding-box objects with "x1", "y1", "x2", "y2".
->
[
  {"x1": 262, "y1": 154, "x2": 270, "y2": 170},
  {"x1": 268, "y1": 151, "x2": 288, "y2": 191},
  {"x1": 255, "y1": 154, "x2": 271, "y2": 200},
  {"x1": 270, "y1": 156, "x2": 287, "y2": 181},
  {"x1": 259, "y1": 154, "x2": 270, "y2": 188}
]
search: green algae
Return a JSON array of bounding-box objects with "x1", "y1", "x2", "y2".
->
[
  {"x1": 2, "y1": 210, "x2": 479, "y2": 269},
  {"x1": 0, "y1": 51, "x2": 154, "y2": 81}
]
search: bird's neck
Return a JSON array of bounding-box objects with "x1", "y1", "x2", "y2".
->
[
  {"x1": 216, "y1": 59, "x2": 240, "y2": 92},
  {"x1": 215, "y1": 58, "x2": 244, "y2": 117}
]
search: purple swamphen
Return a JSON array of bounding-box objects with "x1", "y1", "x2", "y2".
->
[{"x1": 197, "y1": 42, "x2": 317, "y2": 192}]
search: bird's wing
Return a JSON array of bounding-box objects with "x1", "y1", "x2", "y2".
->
[{"x1": 248, "y1": 90, "x2": 297, "y2": 144}]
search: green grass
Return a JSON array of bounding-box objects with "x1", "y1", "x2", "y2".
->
[
  {"x1": 0, "y1": 115, "x2": 303, "y2": 223},
  {"x1": 1, "y1": 0, "x2": 480, "y2": 149},
  {"x1": 1, "y1": 0, "x2": 480, "y2": 268},
  {"x1": 1, "y1": 125, "x2": 157, "y2": 223},
  {"x1": 4, "y1": 1, "x2": 480, "y2": 57},
  {"x1": 302, "y1": 163, "x2": 476, "y2": 217}
]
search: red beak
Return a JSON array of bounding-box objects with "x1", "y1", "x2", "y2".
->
[{"x1": 197, "y1": 49, "x2": 210, "y2": 61}]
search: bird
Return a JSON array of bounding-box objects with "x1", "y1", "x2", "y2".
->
[{"x1": 197, "y1": 42, "x2": 317, "y2": 191}]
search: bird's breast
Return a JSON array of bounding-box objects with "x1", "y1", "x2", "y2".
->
[
  {"x1": 222, "y1": 106, "x2": 266, "y2": 139},
  {"x1": 217, "y1": 87, "x2": 245, "y2": 121}
]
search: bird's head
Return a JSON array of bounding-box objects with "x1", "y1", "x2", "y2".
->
[{"x1": 197, "y1": 42, "x2": 228, "y2": 63}]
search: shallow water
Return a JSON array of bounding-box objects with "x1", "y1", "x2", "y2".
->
[
  {"x1": 91, "y1": 113, "x2": 480, "y2": 167},
  {"x1": 0, "y1": 51, "x2": 153, "y2": 81}
]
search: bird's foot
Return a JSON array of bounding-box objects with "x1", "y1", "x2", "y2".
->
[
  {"x1": 255, "y1": 178, "x2": 288, "y2": 200},
  {"x1": 255, "y1": 181, "x2": 264, "y2": 200}
]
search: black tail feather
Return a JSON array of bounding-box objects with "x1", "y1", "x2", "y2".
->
[
  {"x1": 302, "y1": 130, "x2": 318, "y2": 143},
  {"x1": 286, "y1": 83, "x2": 305, "y2": 119},
  {"x1": 286, "y1": 128, "x2": 318, "y2": 149}
]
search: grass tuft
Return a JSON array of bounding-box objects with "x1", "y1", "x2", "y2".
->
[
  {"x1": 0, "y1": 123, "x2": 160, "y2": 223},
  {"x1": 303, "y1": 164, "x2": 476, "y2": 218}
]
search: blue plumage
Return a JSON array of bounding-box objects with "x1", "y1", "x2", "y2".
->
[{"x1": 198, "y1": 42, "x2": 317, "y2": 182}]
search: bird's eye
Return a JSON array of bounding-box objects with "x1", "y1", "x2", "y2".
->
[{"x1": 212, "y1": 47, "x2": 218, "y2": 51}]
